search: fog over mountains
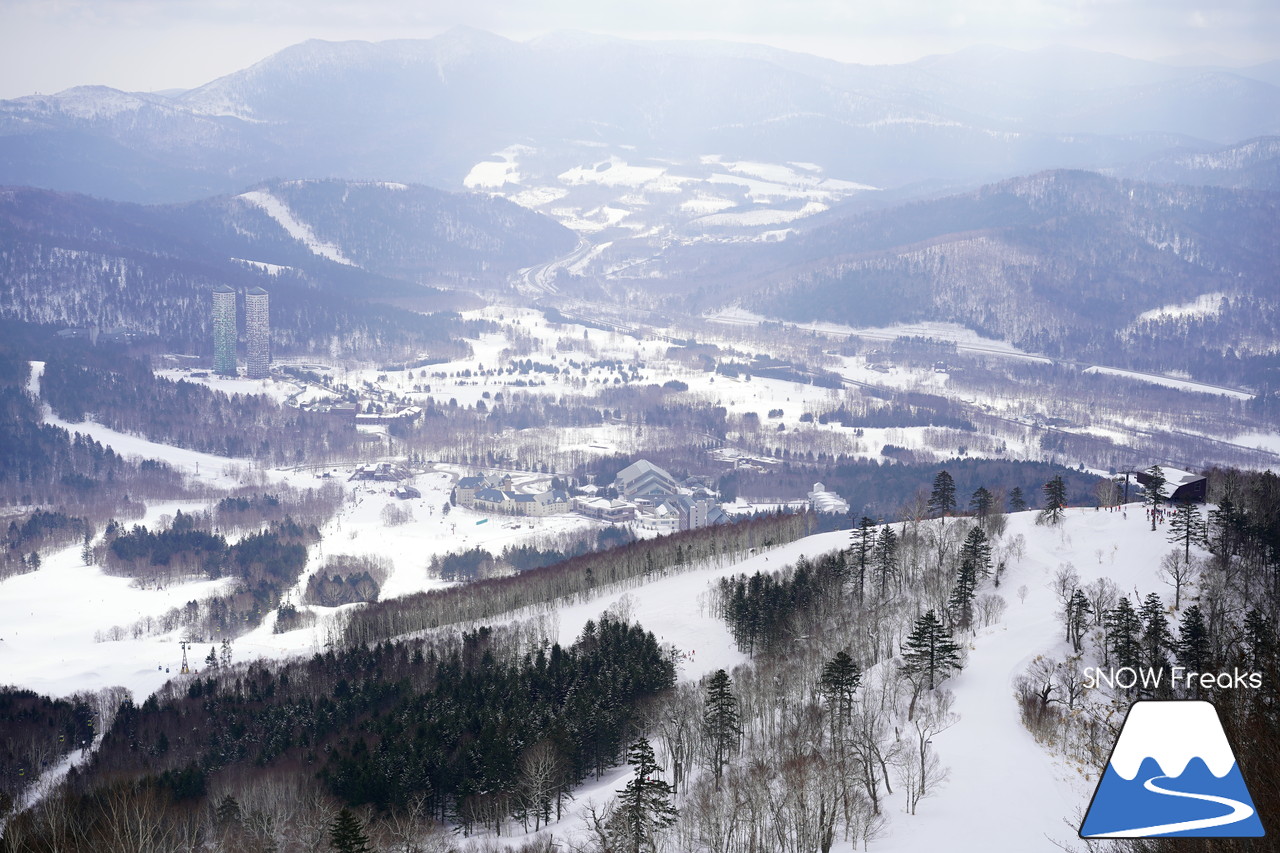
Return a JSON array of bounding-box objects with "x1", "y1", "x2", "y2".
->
[
  {"x1": 1, "y1": 28, "x2": 1277, "y2": 383},
  {"x1": 3, "y1": 28, "x2": 1278, "y2": 204}
]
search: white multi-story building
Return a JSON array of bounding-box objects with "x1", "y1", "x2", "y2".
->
[
  {"x1": 212, "y1": 285, "x2": 237, "y2": 376},
  {"x1": 245, "y1": 287, "x2": 270, "y2": 379}
]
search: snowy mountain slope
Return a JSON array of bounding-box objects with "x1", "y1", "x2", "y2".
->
[
  {"x1": 2, "y1": 33, "x2": 1275, "y2": 206},
  {"x1": 0, "y1": 181, "x2": 574, "y2": 354},
  {"x1": 1111, "y1": 135, "x2": 1280, "y2": 190},
  {"x1": 1, "y1": 499, "x2": 1175, "y2": 851},
  {"x1": 667, "y1": 170, "x2": 1280, "y2": 379},
  {"x1": 528, "y1": 509, "x2": 1184, "y2": 851}
]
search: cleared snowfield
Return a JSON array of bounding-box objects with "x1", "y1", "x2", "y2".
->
[
  {"x1": 1134, "y1": 292, "x2": 1225, "y2": 323},
  {"x1": 708, "y1": 309, "x2": 1051, "y2": 363},
  {"x1": 1083, "y1": 365, "x2": 1253, "y2": 400},
  {"x1": 1233, "y1": 431, "x2": 1280, "y2": 454},
  {"x1": 0, "y1": 542, "x2": 236, "y2": 699},
  {"x1": 238, "y1": 190, "x2": 355, "y2": 266}
]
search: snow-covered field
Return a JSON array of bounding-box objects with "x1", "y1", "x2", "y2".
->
[
  {"x1": 484, "y1": 507, "x2": 1183, "y2": 851},
  {"x1": 460, "y1": 143, "x2": 878, "y2": 276},
  {"x1": 0, "y1": 491, "x2": 1190, "y2": 851}
]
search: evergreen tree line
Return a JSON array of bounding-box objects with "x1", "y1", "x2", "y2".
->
[
  {"x1": 4, "y1": 616, "x2": 673, "y2": 848},
  {"x1": 718, "y1": 457, "x2": 1099, "y2": 522},
  {"x1": 0, "y1": 689, "x2": 96, "y2": 817},
  {"x1": 342, "y1": 511, "x2": 817, "y2": 646},
  {"x1": 811, "y1": 400, "x2": 974, "y2": 431},
  {"x1": 668, "y1": 501, "x2": 1009, "y2": 850},
  {"x1": 99, "y1": 516, "x2": 318, "y2": 639},
  {"x1": 0, "y1": 346, "x2": 189, "y2": 576},
  {"x1": 41, "y1": 357, "x2": 360, "y2": 465},
  {"x1": 2, "y1": 510, "x2": 95, "y2": 580}
]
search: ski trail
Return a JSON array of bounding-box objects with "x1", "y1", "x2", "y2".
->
[{"x1": 1091, "y1": 775, "x2": 1255, "y2": 837}]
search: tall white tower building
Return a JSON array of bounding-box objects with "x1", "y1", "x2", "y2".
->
[
  {"x1": 245, "y1": 287, "x2": 270, "y2": 379},
  {"x1": 212, "y1": 285, "x2": 237, "y2": 376}
]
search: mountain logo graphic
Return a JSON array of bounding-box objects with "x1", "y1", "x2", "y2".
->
[{"x1": 1080, "y1": 700, "x2": 1265, "y2": 838}]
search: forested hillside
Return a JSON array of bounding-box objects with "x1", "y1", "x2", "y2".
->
[{"x1": 736, "y1": 172, "x2": 1280, "y2": 378}]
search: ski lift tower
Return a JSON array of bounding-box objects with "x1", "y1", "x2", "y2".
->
[{"x1": 179, "y1": 639, "x2": 191, "y2": 674}]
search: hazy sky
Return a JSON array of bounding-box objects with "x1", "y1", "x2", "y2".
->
[{"x1": 2, "y1": 0, "x2": 1278, "y2": 100}]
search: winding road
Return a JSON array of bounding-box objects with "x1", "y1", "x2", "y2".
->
[{"x1": 1089, "y1": 774, "x2": 1256, "y2": 838}]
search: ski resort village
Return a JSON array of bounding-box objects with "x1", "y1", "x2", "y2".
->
[{"x1": 2, "y1": 17, "x2": 1280, "y2": 853}]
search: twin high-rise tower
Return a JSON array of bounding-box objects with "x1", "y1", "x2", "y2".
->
[{"x1": 211, "y1": 286, "x2": 270, "y2": 378}]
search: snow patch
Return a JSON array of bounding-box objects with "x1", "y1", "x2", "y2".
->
[
  {"x1": 558, "y1": 157, "x2": 666, "y2": 188},
  {"x1": 231, "y1": 258, "x2": 292, "y2": 275},
  {"x1": 238, "y1": 191, "x2": 355, "y2": 266},
  {"x1": 1135, "y1": 293, "x2": 1226, "y2": 323},
  {"x1": 693, "y1": 201, "x2": 828, "y2": 228}
]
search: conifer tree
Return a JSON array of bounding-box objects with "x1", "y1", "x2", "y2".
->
[
  {"x1": 1167, "y1": 500, "x2": 1206, "y2": 562},
  {"x1": 949, "y1": 557, "x2": 978, "y2": 630},
  {"x1": 610, "y1": 738, "x2": 678, "y2": 853},
  {"x1": 1009, "y1": 487, "x2": 1028, "y2": 513},
  {"x1": 818, "y1": 650, "x2": 862, "y2": 732},
  {"x1": 959, "y1": 527, "x2": 991, "y2": 578},
  {"x1": 1105, "y1": 596, "x2": 1142, "y2": 670},
  {"x1": 329, "y1": 807, "x2": 372, "y2": 853},
  {"x1": 1176, "y1": 605, "x2": 1211, "y2": 675},
  {"x1": 701, "y1": 669, "x2": 741, "y2": 789},
  {"x1": 1242, "y1": 609, "x2": 1276, "y2": 671},
  {"x1": 875, "y1": 525, "x2": 898, "y2": 598},
  {"x1": 1208, "y1": 497, "x2": 1242, "y2": 558},
  {"x1": 1144, "y1": 465, "x2": 1167, "y2": 530},
  {"x1": 901, "y1": 610, "x2": 962, "y2": 689},
  {"x1": 1040, "y1": 475, "x2": 1067, "y2": 525},
  {"x1": 969, "y1": 486, "x2": 994, "y2": 519},
  {"x1": 1066, "y1": 589, "x2": 1092, "y2": 653},
  {"x1": 215, "y1": 794, "x2": 241, "y2": 829},
  {"x1": 929, "y1": 471, "x2": 957, "y2": 517},
  {"x1": 1139, "y1": 592, "x2": 1174, "y2": 679},
  {"x1": 849, "y1": 516, "x2": 876, "y2": 604}
]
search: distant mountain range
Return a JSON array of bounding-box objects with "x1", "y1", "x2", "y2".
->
[
  {"x1": 2, "y1": 29, "x2": 1278, "y2": 209},
  {"x1": 0, "y1": 30, "x2": 1276, "y2": 384}
]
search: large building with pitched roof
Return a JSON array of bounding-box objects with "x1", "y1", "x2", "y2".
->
[{"x1": 614, "y1": 459, "x2": 680, "y2": 500}]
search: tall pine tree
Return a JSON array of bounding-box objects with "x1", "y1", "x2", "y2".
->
[
  {"x1": 969, "y1": 486, "x2": 994, "y2": 519},
  {"x1": 1176, "y1": 605, "x2": 1212, "y2": 676},
  {"x1": 929, "y1": 471, "x2": 957, "y2": 517},
  {"x1": 1040, "y1": 475, "x2": 1067, "y2": 525},
  {"x1": 901, "y1": 610, "x2": 962, "y2": 690},
  {"x1": 701, "y1": 669, "x2": 741, "y2": 789},
  {"x1": 1009, "y1": 487, "x2": 1028, "y2": 512},
  {"x1": 1167, "y1": 500, "x2": 1206, "y2": 562},
  {"x1": 818, "y1": 650, "x2": 862, "y2": 734},
  {"x1": 1144, "y1": 465, "x2": 1167, "y2": 531},
  {"x1": 328, "y1": 807, "x2": 372, "y2": 853},
  {"x1": 1105, "y1": 596, "x2": 1142, "y2": 670},
  {"x1": 610, "y1": 738, "x2": 678, "y2": 853},
  {"x1": 849, "y1": 516, "x2": 876, "y2": 604},
  {"x1": 949, "y1": 557, "x2": 978, "y2": 630},
  {"x1": 1139, "y1": 592, "x2": 1174, "y2": 683}
]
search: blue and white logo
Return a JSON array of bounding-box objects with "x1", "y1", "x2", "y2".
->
[{"x1": 1080, "y1": 700, "x2": 1265, "y2": 838}]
